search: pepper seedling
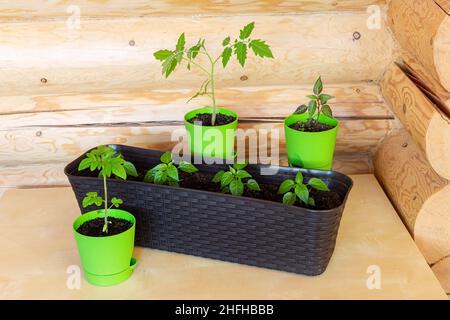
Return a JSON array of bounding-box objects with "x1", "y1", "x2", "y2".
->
[
  {"x1": 153, "y1": 22, "x2": 274, "y2": 126},
  {"x1": 78, "y1": 145, "x2": 138, "y2": 233},
  {"x1": 144, "y1": 152, "x2": 199, "y2": 187},
  {"x1": 278, "y1": 171, "x2": 330, "y2": 207},
  {"x1": 294, "y1": 77, "x2": 334, "y2": 123},
  {"x1": 212, "y1": 163, "x2": 261, "y2": 196}
]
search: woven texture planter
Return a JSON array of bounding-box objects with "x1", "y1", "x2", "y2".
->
[{"x1": 65, "y1": 145, "x2": 353, "y2": 276}]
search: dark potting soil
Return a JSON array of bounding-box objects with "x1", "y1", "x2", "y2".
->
[
  {"x1": 179, "y1": 171, "x2": 342, "y2": 210},
  {"x1": 77, "y1": 217, "x2": 133, "y2": 237},
  {"x1": 187, "y1": 113, "x2": 236, "y2": 126},
  {"x1": 289, "y1": 120, "x2": 335, "y2": 133}
]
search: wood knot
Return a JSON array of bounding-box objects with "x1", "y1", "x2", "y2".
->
[
  {"x1": 35, "y1": 131, "x2": 42, "y2": 137},
  {"x1": 240, "y1": 75, "x2": 248, "y2": 81},
  {"x1": 40, "y1": 78, "x2": 48, "y2": 84},
  {"x1": 402, "y1": 142, "x2": 408, "y2": 148},
  {"x1": 353, "y1": 31, "x2": 361, "y2": 40},
  {"x1": 129, "y1": 40, "x2": 135, "y2": 46}
]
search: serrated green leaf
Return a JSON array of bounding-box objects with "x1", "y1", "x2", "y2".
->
[
  {"x1": 212, "y1": 170, "x2": 225, "y2": 183},
  {"x1": 153, "y1": 49, "x2": 172, "y2": 61},
  {"x1": 230, "y1": 179, "x2": 244, "y2": 196},
  {"x1": 162, "y1": 53, "x2": 178, "y2": 78},
  {"x1": 236, "y1": 170, "x2": 252, "y2": 179},
  {"x1": 221, "y1": 171, "x2": 234, "y2": 188},
  {"x1": 295, "y1": 184, "x2": 309, "y2": 204},
  {"x1": 222, "y1": 37, "x2": 230, "y2": 46},
  {"x1": 249, "y1": 39, "x2": 273, "y2": 58},
  {"x1": 295, "y1": 171, "x2": 304, "y2": 184},
  {"x1": 112, "y1": 164, "x2": 127, "y2": 180},
  {"x1": 321, "y1": 105, "x2": 333, "y2": 118},
  {"x1": 247, "y1": 179, "x2": 261, "y2": 191},
  {"x1": 235, "y1": 42, "x2": 247, "y2": 67},
  {"x1": 222, "y1": 47, "x2": 232, "y2": 68},
  {"x1": 278, "y1": 179, "x2": 295, "y2": 194},
  {"x1": 160, "y1": 152, "x2": 172, "y2": 164},
  {"x1": 313, "y1": 77, "x2": 323, "y2": 95},
  {"x1": 111, "y1": 197, "x2": 123, "y2": 208},
  {"x1": 233, "y1": 163, "x2": 247, "y2": 170},
  {"x1": 82, "y1": 196, "x2": 91, "y2": 208},
  {"x1": 308, "y1": 178, "x2": 330, "y2": 191},
  {"x1": 123, "y1": 161, "x2": 138, "y2": 177},
  {"x1": 240, "y1": 22, "x2": 255, "y2": 39},
  {"x1": 103, "y1": 161, "x2": 112, "y2": 178},
  {"x1": 154, "y1": 169, "x2": 168, "y2": 185},
  {"x1": 308, "y1": 100, "x2": 317, "y2": 116},
  {"x1": 283, "y1": 192, "x2": 296, "y2": 205},
  {"x1": 167, "y1": 164, "x2": 179, "y2": 181},
  {"x1": 94, "y1": 197, "x2": 103, "y2": 206},
  {"x1": 78, "y1": 158, "x2": 91, "y2": 171},
  {"x1": 176, "y1": 33, "x2": 185, "y2": 52},
  {"x1": 178, "y1": 161, "x2": 198, "y2": 174},
  {"x1": 294, "y1": 105, "x2": 308, "y2": 115}
]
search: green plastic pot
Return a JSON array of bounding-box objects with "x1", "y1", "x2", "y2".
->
[
  {"x1": 73, "y1": 209, "x2": 137, "y2": 286},
  {"x1": 284, "y1": 113, "x2": 339, "y2": 170},
  {"x1": 184, "y1": 107, "x2": 238, "y2": 160}
]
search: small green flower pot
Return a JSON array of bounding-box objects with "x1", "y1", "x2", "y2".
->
[
  {"x1": 184, "y1": 107, "x2": 238, "y2": 160},
  {"x1": 73, "y1": 209, "x2": 137, "y2": 286},
  {"x1": 284, "y1": 113, "x2": 339, "y2": 170}
]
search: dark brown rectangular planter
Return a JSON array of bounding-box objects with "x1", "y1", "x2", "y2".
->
[{"x1": 65, "y1": 145, "x2": 353, "y2": 276}]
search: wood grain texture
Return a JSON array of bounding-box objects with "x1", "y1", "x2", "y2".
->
[
  {"x1": 0, "y1": 14, "x2": 394, "y2": 95},
  {"x1": 389, "y1": 0, "x2": 450, "y2": 91},
  {"x1": 432, "y1": 256, "x2": 450, "y2": 294},
  {"x1": 381, "y1": 64, "x2": 450, "y2": 180},
  {"x1": 0, "y1": 0, "x2": 386, "y2": 20},
  {"x1": 434, "y1": 0, "x2": 450, "y2": 15}
]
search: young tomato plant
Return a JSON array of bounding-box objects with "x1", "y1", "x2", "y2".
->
[
  {"x1": 212, "y1": 163, "x2": 261, "y2": 196},
  {"x1": 278, "y1": 171, "x2": 330, "y2": 207},
  {"x1": 144, "y1": 152, "x2": 199, "y2": 187},
  {"x1": 78, "y1": 146, "x2": 138, "y2": 233},
  {"x1": 153, "y1": 22, "x2": 274, "y2": 126},
  {"x1": 294, "y1": 77, "x2": 334, "y2": 123}
]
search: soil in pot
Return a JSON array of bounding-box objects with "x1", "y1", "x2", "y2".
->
[
  {"x1": 187, "y1": 113, "x2": 236, "y2": 126},
  {"x1": 179, "y1": 171, "x2": 342, "y2": 210},
  {"x1": 289, "y1": 119, "x2": 335, "y2": 132},
  {"x1": 77, "y1": 217, "x2": 133, "y2": 237}
]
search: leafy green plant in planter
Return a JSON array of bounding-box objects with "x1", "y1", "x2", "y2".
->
[
  {"x1": 212, "y1": 163, "x2": 261, "y2": 196},
  {"x1": 284, "y1": 77, "x2": 339, "y2": 170},
  {"x1": 154, "y1": 22, "x2": 274, "y2": 159},
  {"x1": 73, "y1": 145, "x2": 138, "y2": 286},
  {"x1": 278, "y1": 171, "x2": 330, "y2": 207},
  {"x1": 144, "y1": 151, "x2": 199, "y2": 187}
]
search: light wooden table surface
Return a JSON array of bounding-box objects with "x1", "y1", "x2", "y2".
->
[{"x1": 0, "y1": 175, "x2": 447, "y2": 300}]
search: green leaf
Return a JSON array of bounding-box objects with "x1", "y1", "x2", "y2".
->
[
  {"x1": 188, "y1": 40, "x2": 201, "y2": 60},
  {"x1": 233, "y1": 163, "x2": 247, "y2": 170},
  {"x1": 167, "y1": 164, "x2": 179, "y2": 181},
  {"x1": 112, "y1": 164, "x2": 127, "y2": 180},
  {"x1": 154, "y1": 49, "x2": 172, "y2": 61},
  {"x1": 123, "y1": 161, "x2": 138, "y2": 177},
  {"x1": 230, "y1": 179, "x2": 244, "y2": 196},
  {"x1": 222, "y1": 37, "x2": 230, "y2": 46},
  {"x1": 249, "y1": 39, "x2": 274, "y2": 58},
  {"x1": 307, "y1": 95, "x2": 318, "y2": 100},
  {"x1": 308, "y1": 100, "x2": 317, "y2": 117},
  {"x1": 168, "y1": 179, "x2": 179, "y2": 187},
  {"x1": 308, "y1": 178, "x2": 330, "y2": 191},
  {"x1": 111, "y1": 197, "x2": 123, "y2": 208},
  {"x1": 283, "y1": 192, "x2": 296, "y2": 205},
  {"x1": 178, "y1": 161, "x2": 198, "y2": 174},
  {"x1": 161, "y1": 53, "x2": 178, "y2": 78},
  {"x1": 313, "y1": 77, "x2": 323, "y2": 95},
  {"x1": 154, "y1": 169, "x2": 168, "y2": 185},
  {"x1": 247, "y1": 179, "x2": 261, "y2": 191},
  {"x1": 160, "y1": 152, "x2": 172, "y2": 164},
  {"x1": 278, "y1": 179, "x2": 295, "y2": 194},
  {"x1": 144, "y1": 169, "x2": 156, "y2": 183},
  {"x1": 321, "y1": 105, "x2": 333, "y2": 118},
  {"x1": 94, "y1": 197, "x2": 103, "y2": 206},
  {"x1": 294, "y1": 105, "x2": 308, "y2": 115},
  {"x1": 235, "y1": 42, "x2": 247, "y2": 67},
  {"x1": 308, "y1": 197, "x2": 316, "y2": 207},
  {"x1": 240, "y1": 22, "x2": 255, "y2": 39},
  {"x1": 212, "y1": 170, "x2": 225, "y2": 183},
  {"x1": 103, "y1": 161, "x2": 112, "y2": 177},
  {"x1": 176, "y1": 33, "x2": 185, "y2": 53},
  {"x1": 295, "y1": 171, "x2": 304, "y2": 184},
  {"x1": 78, "y1": 158, "x2": 91, "y2": 171},
  {"x1": 295, "y1": 184, "x2": 309, "y2": 204},
  {"x1": 229, "y1": 166, "x2": 236, "y2": 174},
  {"x1": 319, "y1": 94, "x2": 333, "y2": 105},
  {"x1": 222, "y1": 47, "x2": 232, "y2": 68},
  {"x1": 236, "y1": 170, "x2": 252, "y2": 179},
  {"x1": 220, "y1": 171, "x2": 234, "y2": 188}
]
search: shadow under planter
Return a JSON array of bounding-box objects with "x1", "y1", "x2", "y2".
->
[{"x1": 65, "y1": 145, "x2": 353, "y2": 276}]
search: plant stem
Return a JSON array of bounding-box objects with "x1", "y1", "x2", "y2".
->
[
  {"x1": 103, "y1": 174, "x2": 108, "y2": 234},
  {"x1": 210, "y1": 61, "x2": 217, "y2": 126}
]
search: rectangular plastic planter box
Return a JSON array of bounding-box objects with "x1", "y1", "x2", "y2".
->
[{"x1": 65, "y1": 145, "x2": 353, "y2": 276}]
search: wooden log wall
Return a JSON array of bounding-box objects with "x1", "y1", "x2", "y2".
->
[{"x1": 0, "y1": 0, "x2": 397, "y2": 188}]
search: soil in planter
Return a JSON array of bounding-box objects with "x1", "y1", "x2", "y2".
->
[
  {"x1": 179, "y1": 171, "x2": 342, "y2": 210},
  {"x1": 187, "y1": 113, "x2": 236, "y2": 126},
  {"x1": 289, "y1": 120, "x2": 335, "y2": 133},
  {"x1": 77, "y1": 217, "x2": 132, "y2": 237}
]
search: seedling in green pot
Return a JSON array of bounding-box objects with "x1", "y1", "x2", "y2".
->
[
  {"x1": 153, "y1": 22, "x2": 274, "y2": 126},
  {"x1": 144, "y1": 152, "x2": 199, "y2": 187},
  {"x1": 212, "y1": 163, "x2": 261, "y2": 196},
  {"x1": 278, "y1": 171, "x2": 330, "y2": 207},
  {"x1": 292, "y1": 77, "x2": 335, "y2": 131},
  {"x1": 77, "y1": 145, "x2": 138, "y2": 233}
]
